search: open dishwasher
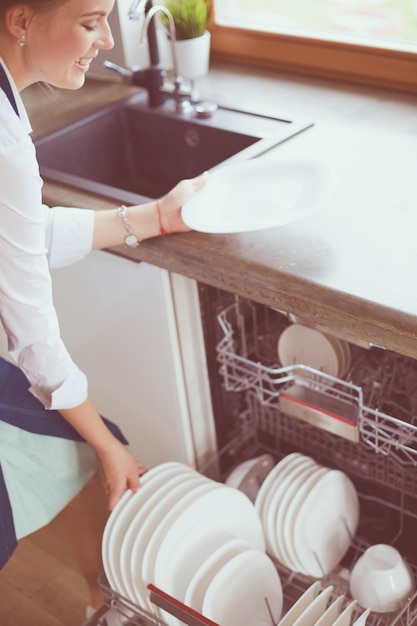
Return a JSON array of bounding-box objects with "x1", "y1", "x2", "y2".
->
[{"x1": 96, "y1": 288, "x2": 417, "y2": 626}]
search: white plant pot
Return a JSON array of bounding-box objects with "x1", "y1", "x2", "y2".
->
[{"x1": 173, "y1": 31, "x2": 211, "y2": 80}]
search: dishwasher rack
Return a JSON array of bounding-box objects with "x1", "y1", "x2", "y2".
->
[
  {"x1": 95, "y1": 294, "x2": 417, "y2": 626},
  {"x1": 216, "y1": 297, "x2": 417, "y2": 467},
  {"x1": 96, "y1": 485, "x2": 417, "y2": 626},
  {"x1": 97, "y1": 533, "x2": 417, "y2": 626},
  {"x1": 96, "y1": 452, "x2": 417, "y2": 626},
  {"x1": 96, "y1": 427, "x2": 417, "y2": 626}
]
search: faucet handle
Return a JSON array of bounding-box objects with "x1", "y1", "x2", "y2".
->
[
  {"x1": 103, "y1": 60, "x2": 134, "y2": 80},
  {"x1": 128, "y1": 0, "x2": 148, "y2": 20}
]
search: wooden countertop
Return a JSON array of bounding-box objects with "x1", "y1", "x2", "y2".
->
[{"x1": 24, "y1": 65, "x2": 417, "y2": 359}]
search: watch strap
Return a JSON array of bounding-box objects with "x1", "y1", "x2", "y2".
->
[{"x1": 117, "y1": 205, "x2": 140, "y2": 248}]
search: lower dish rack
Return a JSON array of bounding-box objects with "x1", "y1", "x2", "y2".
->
[
  {"x1": 96, "y1": 430, "x2": 417, "y2": 626},
  {"x1": 96, "y1": 526, "x2": 417, "y2": 626},
  {"x1": 96, "y1": 294, "x2": 417, "y2": 626}
]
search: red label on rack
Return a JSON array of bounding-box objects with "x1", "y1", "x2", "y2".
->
[{"x1": 279, "y1": 385, "x2": 360, "y2": 442}]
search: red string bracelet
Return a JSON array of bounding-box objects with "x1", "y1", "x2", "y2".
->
[{"x1": 156, "y1": 199, "x2": 169, "y2": 236}]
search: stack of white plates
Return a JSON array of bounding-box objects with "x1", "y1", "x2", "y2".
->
[
  {"x1": 255, "y1": 453, "x2": 360, "y2": 577},
  {"x1": 277, "y1": 582, "x2": 371, "y2": 626},
  {"x1": 102, "y1": 461, "x2": 284, "y2": 626},
  {"x1": 278, "y1": 323, "x2": 352, "y2": 379}
]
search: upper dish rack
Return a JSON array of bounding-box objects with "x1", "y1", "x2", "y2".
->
[{"x1": 216, "y1": 296, "x2": 417, "y2": 467}]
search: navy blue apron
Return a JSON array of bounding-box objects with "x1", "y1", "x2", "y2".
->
[
  {"x1": 0, "y1": 67, "x2": 128, "y2": 568},
  {"x1": 0, "y1": 63, "x2": 19, "y2": 117}
]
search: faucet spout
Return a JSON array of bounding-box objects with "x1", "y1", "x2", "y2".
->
[
  {"x1": 129, "y1": 0, "x2": 160, "y2": 67},
  {"x1": 141, "y1": 5, "x2": 179, "y2": 77},
  {"x1": 106, "y1": 0, "x2": 196, "y2": 110}
]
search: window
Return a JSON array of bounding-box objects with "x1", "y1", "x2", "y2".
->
[{"x1": 210, "y1": 1, "x2": 417, "y2": 94}]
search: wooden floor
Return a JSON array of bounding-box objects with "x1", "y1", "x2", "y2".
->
[{"x1": 0, "y1": 517, "x2": 89, "y2": 626}]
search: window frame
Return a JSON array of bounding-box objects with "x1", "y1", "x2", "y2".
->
[{"x1": 209, "y1": 17, "x2": 417, "y2": 94}]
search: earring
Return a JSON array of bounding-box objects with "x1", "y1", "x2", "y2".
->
[{"x1": 18, "y1": 34, "x2": 26, "y2": 47}]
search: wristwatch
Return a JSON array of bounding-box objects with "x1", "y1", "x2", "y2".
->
[{"x1": 117, "y1": 205, "x2": 140, "y2": 248}]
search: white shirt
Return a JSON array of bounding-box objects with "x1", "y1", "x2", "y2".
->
[{"x1": 0, "y1": 59, "x2": 95, "y2": 410}]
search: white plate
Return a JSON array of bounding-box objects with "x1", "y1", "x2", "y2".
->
[
  {"x1": 143, "y1": 482, "x2": 224, "y2": 626},
  {"x1": 102, "y1": 488, "x2": 133, "y2": 592},
  {"x1": 105, "y1": 463, "x2": 198, "y2": 597},
  {"x1": 278, "y1": 581, "x2": 322, "y2": 626},
  {"x1": 266, "y1": 457, "x2": 318, "y2": 565},
  {"x1": 333, "y1": 600, "x2": 357, "y2": 626},
  {"x1": 181, "y1": 156, "x2": 331, "y2": 233},
  {"x1": 184, "y1": 538, "x2": 250, "y2": 612},
  {"x1": 293, "y1": 470, "x2": 360, "y2": 577},
  {"x1": 101, "y1": 461, "x2": 192, "y2": 591},
  {"x1": 130, "y1": 474, "x2": 208, "y2": 610},
  {"x1": 254, "y1": 453, "x2": 306, "y2": 525},
  {"x1": 141, "y1": 481, "x2": 222, "y2": 589},
  {"x1": 278, "y1": 324, "x2": 341, "y2": 378},
  {"x1": 293, "y1": 586, "x2": 334, "y2": 626},
  {"x1": 282, "y1": 466, "x2": 328, "y2": 572},
  {"x1": 352, "y1": 608, "x2": 371, "y2": 626},
  {"x1": 278, "y1": 465, "x2": 327, "y2": 571},
  {"x1": 101, "y1": 461, "x2": 190, "y2": 590},
  {"x1": 153, "y1": 526, "x2": 234, "y2": 607},
  {"x1": 327, "y1": 335, "x2": 352, "y2": 378},
  {"x1": 153, "y1": 484, "x2": 266, "y2": 605},
  {"x1": 119, "y1": 471, "x2": 202, "y2": 602},
  {"x1": 314, "y1": 595, "x2": 344, "y2": 626},
  {"x1": 225, "y1": 454, "x2": 275, "y2": 502},
  {"x1": 202, "y1": 549, "x2": 284, "y2": 626}
]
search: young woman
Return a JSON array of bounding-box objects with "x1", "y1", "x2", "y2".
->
[{"x1": 0, "y1": 0, "x2": 207, "y2": 620}]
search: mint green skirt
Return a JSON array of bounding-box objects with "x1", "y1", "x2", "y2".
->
[{"x1": 0, "y1": 420, "x2": 98, "y2": 540}]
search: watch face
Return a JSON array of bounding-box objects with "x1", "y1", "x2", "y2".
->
[{"x1": 125, "y1": 234, "x2": 139, "y2": 247}]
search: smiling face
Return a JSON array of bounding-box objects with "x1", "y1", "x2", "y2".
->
[{"x1": 5, "y1": 0, "x2": 115, "y2": 90}]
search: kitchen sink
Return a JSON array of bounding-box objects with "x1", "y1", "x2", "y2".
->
[{"x1": 35, "y1": 92, "x2": 312, "y2": 204}]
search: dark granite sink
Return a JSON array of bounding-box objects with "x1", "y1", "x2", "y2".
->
[{"x1": 35, "y1": 91, "x2": 311, "y2": 204}]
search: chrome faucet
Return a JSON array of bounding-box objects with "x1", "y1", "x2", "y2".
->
[
  {"x1": 128, "y1": 0, "x2": 162, "y2": 71},
  {"x1": 104, "y1": 0, "x2": 192, "y2": 110},
  {"x1": 141, "y1": 5, "x2": 178, "y2": 78}
]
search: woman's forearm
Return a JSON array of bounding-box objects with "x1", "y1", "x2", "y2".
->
[
  {"x1": 92, "y1": 200, "x2": 161, "y2": 250},
  {"x1": 59, "y1": 396, "x2": 142, "y2": 510},
  {"x1": 91, "y1": 173, "x2": 208, "y2": 251},
  {"x1": 59, "y1": 396, "x2": 117, "y2": 453}
]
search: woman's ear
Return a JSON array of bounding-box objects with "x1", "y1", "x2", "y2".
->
[{"x1": 5, "y1": 5, "x2": 34, "y2": 42}]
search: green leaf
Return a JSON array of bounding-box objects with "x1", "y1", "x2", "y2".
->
[{"x1": 162, "y1": 0, "x2": 210, "y2": 40}]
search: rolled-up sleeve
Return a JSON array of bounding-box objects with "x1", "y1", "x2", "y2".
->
[
  {"x1": 44, "y1": 204, "x2": 95, "y2": 269},
  {"x1": 0, "y1": 94, "x2": 89, "y2": 410}
]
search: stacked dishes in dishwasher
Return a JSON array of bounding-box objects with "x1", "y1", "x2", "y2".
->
[
  {"x1": 101, "y1": 461, "x2": 283, "y2": 626},
  {"x1": 252, "y1": 452, "x2": 360, "y2": 579},
  {"x1": 102, "y1": 455, "x2": 415, "y2": 625},
  {"x1": 225, "y1": 453, "x2": 416, "y2": 625}
]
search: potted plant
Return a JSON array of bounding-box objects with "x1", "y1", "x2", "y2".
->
[{"x1": 162, "y1": 0, "x2": 212, "y2": 80}]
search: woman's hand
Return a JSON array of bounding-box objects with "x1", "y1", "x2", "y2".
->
[
  {"x1": 93, "y1": 172, "x2": 208, "y2": 249},
  {"x1": 59, "y1": 398, "x2": 147, "y2": 511},
  {"x1": 96, "y1": 438, "x2": 147, "y2": 511},
  {"x1": 158, "y1": 171, "x2": 209, "y2": 235}
]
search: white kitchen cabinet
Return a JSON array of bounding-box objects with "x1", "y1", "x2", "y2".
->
[
  {"x1": 0, "y1": 250, "x2": 216, "y2": 469},
  {"x1": 51, "y1": 250, "x2": 216, "y2": 469}
]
